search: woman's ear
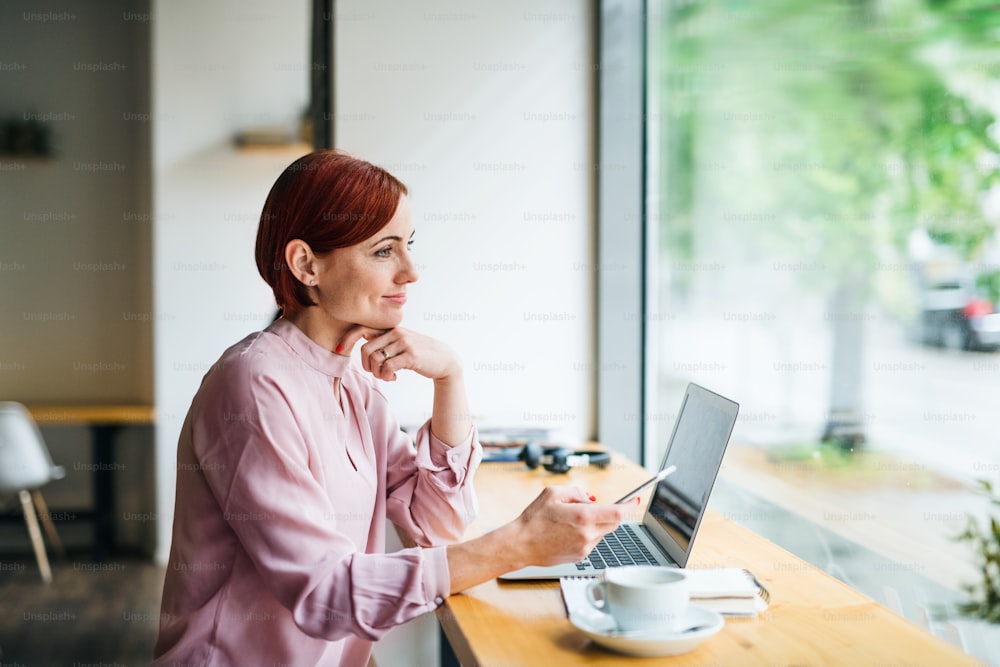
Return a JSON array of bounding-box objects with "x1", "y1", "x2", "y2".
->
[{"x1": 284, "y1": 239, "x2": 318, "y2": 287}]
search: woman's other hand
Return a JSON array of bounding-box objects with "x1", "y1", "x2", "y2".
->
[{"x1": 337, "y1": 324, "x2": 471, "y2": 445}]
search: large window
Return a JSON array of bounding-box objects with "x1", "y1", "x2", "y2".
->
[{"x1": 616, "y1": 0, "x2": 1000, "y2": 659}]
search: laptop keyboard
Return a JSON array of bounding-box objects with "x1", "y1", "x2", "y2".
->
[{"x1": 576, "y1": 524, "x2": 660, "y2": 571}]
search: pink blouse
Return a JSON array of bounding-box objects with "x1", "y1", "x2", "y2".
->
[{"x1": 153, "y1": 319, "x2": 481, "y2": 666}]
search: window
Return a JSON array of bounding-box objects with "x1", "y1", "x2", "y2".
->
[{"x1": 601, "y1": 1, "x2": 1000, "y2": 659}]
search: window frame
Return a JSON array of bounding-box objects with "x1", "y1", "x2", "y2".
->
[{"x1": 596, "y1": 0, "x2": 650, "y2": 466}]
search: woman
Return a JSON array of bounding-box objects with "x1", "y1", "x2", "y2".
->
[{"x1": 152, "y1": 151, "x2": 627, "y2": 667}]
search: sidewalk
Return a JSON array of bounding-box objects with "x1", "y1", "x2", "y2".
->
[
  {"x1": 711, "y1": 440, "x2": 999, "y2": 664},
  {"x1": 717, "y1": 440, "x2": 982, "y2": 593}
]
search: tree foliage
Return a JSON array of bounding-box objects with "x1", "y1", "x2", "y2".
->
[{"x1": 660, "y1": 0, "x2": 1000, "y2": 291}]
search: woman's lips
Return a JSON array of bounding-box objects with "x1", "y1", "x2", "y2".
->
[{"x1": 384, "y1": 294, "x2": 407, "y2": 305}]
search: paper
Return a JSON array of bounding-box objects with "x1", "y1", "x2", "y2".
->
[{"x1": 684, "y1": 567, "x2": 758, "y2": 598}]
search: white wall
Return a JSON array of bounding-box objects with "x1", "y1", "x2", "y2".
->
[
  {"x1": 334, "y1": 2, "x2": 596, "y2": 665},
  {"x1": 335, "y1": 0, "x2": 597, "y2": 443},
  {"x1": 151, "y1": 0, "x2": 310, "y2": 563},
  {"x1": 0, "y1": 0, "x2": 152, "y2": 403}
]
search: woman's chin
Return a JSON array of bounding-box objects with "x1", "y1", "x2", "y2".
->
[{"x1": 359, "y1": 314, "x2": 403, "y2": 331}]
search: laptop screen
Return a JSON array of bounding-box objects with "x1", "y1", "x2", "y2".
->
[{"x1": 642, "y1": 383, "x2": 739, "y2": 567}]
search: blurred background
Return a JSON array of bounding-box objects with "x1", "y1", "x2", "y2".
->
[{"x1": 646, "y1": 0, "x2": 1000, "y2": 662}]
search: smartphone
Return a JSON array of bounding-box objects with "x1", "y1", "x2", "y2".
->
[{"x1": 614, "y1": 465, "x2": 677, "y2": 504}]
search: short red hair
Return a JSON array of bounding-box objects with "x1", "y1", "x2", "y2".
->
[{"x1": 255, "y1": 150, "x2": 408, "y2": 313}]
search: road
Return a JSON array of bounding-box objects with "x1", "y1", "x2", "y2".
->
[{"x1": 655, "y1": 308, "x2": 999, "y2": 486}]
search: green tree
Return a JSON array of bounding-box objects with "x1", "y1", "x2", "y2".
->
[{"x1": 660, "y1": 0, "x2": 1000, "y2": 447}]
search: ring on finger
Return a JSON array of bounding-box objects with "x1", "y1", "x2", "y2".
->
[{"x1": 378, "y1": 348, "x2": 391, "y2": 361}]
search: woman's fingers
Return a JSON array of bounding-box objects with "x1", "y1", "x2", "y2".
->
[
  {"x1": 335, "y1": 325, "x2": 385, "y2": 359},
  {"x1": 333, "y1": 325, "x2": 461, "y2": 382},
  {"x1": 516, "y1": 486, "x2": 628, "y2": 565},
  {"x1": 361, "y1": 332, "x2": 403, "y2": 381}
]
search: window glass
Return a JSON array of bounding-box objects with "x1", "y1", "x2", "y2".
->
[{"x1": 646, "y1": 1, "x2": 1000, "y2": 657}]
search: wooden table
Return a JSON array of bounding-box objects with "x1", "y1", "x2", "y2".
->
[
  {"x1": 25, "y1": 404, "x2": 155, "y2": 560},
  {"x1": 437, "y1": 454, "x2": 980, "y2": 666}
]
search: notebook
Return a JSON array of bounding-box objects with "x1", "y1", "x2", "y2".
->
[{"x1": 499, "y1": 383, "x2": 739, "y2": 580}]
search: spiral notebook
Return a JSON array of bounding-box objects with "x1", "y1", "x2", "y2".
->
[{"x1": 560, "y1": 568, "x2": 770, "y2": 618}]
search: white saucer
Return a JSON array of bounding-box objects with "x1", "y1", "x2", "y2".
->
[{"x1": 568, "y1": 604, "x2": 724, "y2": 657}]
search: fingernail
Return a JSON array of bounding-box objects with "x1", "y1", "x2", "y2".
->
[
  {"x1": 588, "y1": 495, "x2": 596, "y2": 502},
  {"x1": 335, "y1": 344, "x2": 344, "y2": 354}
]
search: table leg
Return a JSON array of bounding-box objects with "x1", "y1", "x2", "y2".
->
[
  {"x1": 92, "y1": 424, "x2": 121, "y2": 561},
  {"x1": 439, "y1": 623, "x2": 460, "y2": 667}
]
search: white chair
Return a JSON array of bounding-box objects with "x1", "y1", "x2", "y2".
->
[{"x1": 0, "y1": 401, "x2": 66, "y2": 583}]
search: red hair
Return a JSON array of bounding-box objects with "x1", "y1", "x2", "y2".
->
[{"x1": 255, "y1": 150, "x2": 408, "y2": 313}]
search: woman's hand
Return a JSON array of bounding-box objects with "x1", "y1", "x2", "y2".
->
[
  {"x1": 445, "y1": 486, "x2": 628, "y2": 594},
  {"x1": 511, "y1": 486, "x2": 628, "y2": 566},
  {"x1": 336, "y1": 324, "x2": 471, "y2": 446},
  {"x1": 336, "y1": 325, "x2": 461, "y2": 383}
]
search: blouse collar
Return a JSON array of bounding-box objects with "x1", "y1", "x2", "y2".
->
[{"x1": 266, "y1": 318, "x2": 351, "y2": 378}]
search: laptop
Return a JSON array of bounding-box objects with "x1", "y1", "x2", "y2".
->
[{"x1": 499, "y1": 383, "x2": 739, "y2": 580}]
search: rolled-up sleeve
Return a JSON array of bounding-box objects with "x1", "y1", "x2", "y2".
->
[
  {"x1": 333, "y1": 545, "x2": 451, "y2": 639},
  {"x1": 382, "y1": 418, "x2": 482, "y2": 546}
]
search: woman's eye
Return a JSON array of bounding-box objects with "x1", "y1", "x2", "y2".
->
[{"x1": 375, "y1": 239, "x2": 413, "y2": 258}]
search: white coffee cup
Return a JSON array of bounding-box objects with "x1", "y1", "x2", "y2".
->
[{"x1": 585, "y1": 565, "x2": 690, "y2": 634}]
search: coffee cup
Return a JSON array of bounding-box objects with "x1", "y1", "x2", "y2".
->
[{"x1": 585, "y1": 565, "x2": 690, "y2": 634}]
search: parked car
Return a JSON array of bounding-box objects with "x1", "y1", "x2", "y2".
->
[{"x1": 919, "y1": 281, "x2": 1000, "y2": 351}]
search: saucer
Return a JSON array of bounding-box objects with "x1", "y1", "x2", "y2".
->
[{"x1": 568, "y1": 604, "x2": 724, "y2": 657}]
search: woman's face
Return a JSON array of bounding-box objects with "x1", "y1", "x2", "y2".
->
[{"x1": 311, "y1": 195, "x2": 418, "y2": 332}]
